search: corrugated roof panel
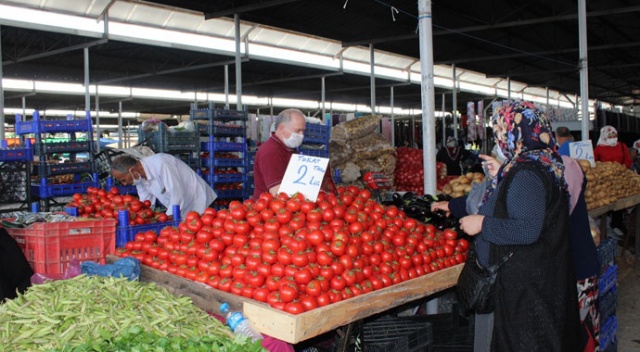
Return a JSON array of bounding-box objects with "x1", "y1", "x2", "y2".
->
[{"x1": 3, "y1": 0, "x2": 112, "y2": 17}]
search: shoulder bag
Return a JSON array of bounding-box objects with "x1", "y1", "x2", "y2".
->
[{"x1": 456, "y1": 244, "x2": 512, "y2": 315}]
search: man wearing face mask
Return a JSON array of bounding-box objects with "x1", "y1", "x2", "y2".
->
[
  {"x1": 110, "y1": 153, "x2": 217, "y2": 219},
  {"x1": 252, "y1": 108, "x2": 307, "y2": 200}
]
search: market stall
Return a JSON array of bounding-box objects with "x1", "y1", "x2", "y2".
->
[{"x1": 107, "y1": 254, "x2": 461, "y2": 344}]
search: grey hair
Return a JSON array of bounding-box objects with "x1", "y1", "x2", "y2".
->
[
  {"x1": 111, "y1": 154, "x2": 139, "y2": 173},
  {"x1": 274, "y1": 108, "x2": 304, "y2": 130}
]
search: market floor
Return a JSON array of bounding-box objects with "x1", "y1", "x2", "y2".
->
[{"x1": 614, "y1": 250, "x2": 640, "y2": 351}]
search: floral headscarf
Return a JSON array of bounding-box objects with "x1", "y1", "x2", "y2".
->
[
  {"x1": 483, "y1": 101, "x2": 566, "y2": 204},
  {"x1": 597, "y1": 126, "x2": 618, "y2": 147}
]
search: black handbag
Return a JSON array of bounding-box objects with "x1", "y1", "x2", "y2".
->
[{"x1": 456, "y1": 245, "x2": 512, "y2": 315}]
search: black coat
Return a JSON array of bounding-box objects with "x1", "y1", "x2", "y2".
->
[{"x1": 0, "y1": 228, "x2": 33, "y2": 301}]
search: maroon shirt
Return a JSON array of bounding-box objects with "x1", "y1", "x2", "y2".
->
[{"x1": 252, "y1": 134, "x2": 294, "y2": 200}]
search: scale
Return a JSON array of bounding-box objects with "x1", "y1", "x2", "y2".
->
[{"x1": 362, "y1": 171, "x2": 392, "y2": 202}]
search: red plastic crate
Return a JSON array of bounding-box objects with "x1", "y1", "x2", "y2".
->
[{"x1": 6, "y1": 218, "x2": 117, "y2": 275}]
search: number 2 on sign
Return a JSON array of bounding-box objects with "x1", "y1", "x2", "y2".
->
[
  {"x1": 574, "y1": 146, "x2": 591, "y2": 160},
  {"x1": 293, "y1": 165, "x2": 320, "y2": 186}
]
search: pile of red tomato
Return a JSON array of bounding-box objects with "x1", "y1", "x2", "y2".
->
[
  {"x1": 117, "y1": 186, "x2": 469, "y2": 315},
  {"x1": 67, "y1": 186, "x2": 170, "y2": 225}
]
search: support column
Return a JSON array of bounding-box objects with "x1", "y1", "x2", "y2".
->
[
  {"x1": 578, "y1": 0, "x2": 590, "y2": 141},
  {"x1": 452, "y1": 64, "x2": 458, "y2": 141},
  {"x1": 234, "y1": 15, "x2": 243, "y2": 110},
  {"x1": 0, "y1": 25, "x2": 4, "y2": 140},
  {"x1": 84, "y1": 47, "x2": 90, "y2": 112},
  {"x1": 370, "y1": 43, "x2": 376, "y2": 114}
]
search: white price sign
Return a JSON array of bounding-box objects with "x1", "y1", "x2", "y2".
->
[
  {"x1": 279, "y1": 154, "x2": 330, "y2": 202},
  {"x1": 568, "y1": 140, "x2": 595, "y2": 167}
]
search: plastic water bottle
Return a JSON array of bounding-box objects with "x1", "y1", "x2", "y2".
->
[{"x1": 219, "y1": 302, "x2": 263, "y2": 342}]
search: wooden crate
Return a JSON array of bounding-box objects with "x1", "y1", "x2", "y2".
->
[{"x1": 108, "y1": 255, "x2": 461, "y2": 344}]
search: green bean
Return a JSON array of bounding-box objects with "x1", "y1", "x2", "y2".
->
[{"x1": 0, "y1": 275, "x2": 235, "y2": 351}]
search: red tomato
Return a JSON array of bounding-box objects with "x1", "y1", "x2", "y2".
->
[
  {"x1": 279, "y1": 283, "x2": 299, "y2": 303},
  {"x1": 284, "y1": 302, "x2": 305, "y2": 315}
]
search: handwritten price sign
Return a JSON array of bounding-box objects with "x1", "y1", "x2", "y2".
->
[
  {"x1": 569, "y1": 140, "x2": 595, "y2": 167},
  {"x1": 279, "y1": 154, "x2": 330, "y2": 202}
]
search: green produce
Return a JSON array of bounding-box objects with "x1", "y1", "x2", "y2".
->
[
  {"x1": 56, "y1": 325, "x2": 263, "y2": 352},
  {"x1": 0, "y1": 275, "x2": 264, "y2": 352}
]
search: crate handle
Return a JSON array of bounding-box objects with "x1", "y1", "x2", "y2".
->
[{"x1": 69, "y1": 227, "x2": 93, "y2": 235}]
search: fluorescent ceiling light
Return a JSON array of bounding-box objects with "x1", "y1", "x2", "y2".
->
[
  {"x1": 0, "y1": 4, "x2": 103, "y2": 35},
  {"x1": 0, "y1": 2, "x2": 605, "y2": 116}
]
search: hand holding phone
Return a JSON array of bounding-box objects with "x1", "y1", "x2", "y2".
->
[{"x1": 479, "y1": 154, "x2": 502, "y2": 178}]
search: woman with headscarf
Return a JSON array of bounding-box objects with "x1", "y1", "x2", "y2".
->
[
  {"x1": 594, "y1": 125, "x2": 632, "y2": 168},
  {"x1": 438, "y1": 101, "x2": 580, "y2": 351}
]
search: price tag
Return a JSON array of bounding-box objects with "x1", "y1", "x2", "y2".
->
[
  {"x1": 279, "y1": 154, "x2": 330, "y2": 202},
  {"x1": 568, "y1": 140, "x2": 595, "y2": 167}
]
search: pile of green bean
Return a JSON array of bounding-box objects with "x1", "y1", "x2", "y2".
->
[{"x1": 0, "y1": 275, "x2": 239, "y2": 351}]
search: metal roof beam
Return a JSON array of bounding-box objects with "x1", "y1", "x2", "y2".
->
[
  {"x1": 208, "y1": 71, "x2": 343, "y2": 90},
  {"x1": 95, "y1": 58, "x2": 248, "y2": 85},
  {"x1": 3, "y1": 39, "x2": 108, "y2": 66},
  {"x1": 435, "y1": 5, "x2": 640, "y2": 36},
  {"x1": 204, "y1": 0, "x2": 304, "y2": 19},
  {"x1": 343, "y1": 5, "x2": 640, "y2": 47},
  {"x1": 441, "y1": 40, "x2": 640, "y2": 65}
]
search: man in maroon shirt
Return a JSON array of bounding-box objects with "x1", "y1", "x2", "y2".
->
[{"x1": 252, "y1": 108, "x2": 306, "y2": 200}]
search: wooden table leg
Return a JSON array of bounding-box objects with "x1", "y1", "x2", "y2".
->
[
  {"x1": 599, "y1": 214, "x2": 608, "y2": 243},
  {"x1": 635, "y1": 205, "x2": 640, "y2": 260}
]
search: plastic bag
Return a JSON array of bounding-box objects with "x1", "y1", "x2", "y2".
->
[
  {"x1": 31, "y1": 258, "x2": 83, "y2": 284},
  {"x1": 465, "y1": 178, "x2": 490, "y2": 215},
  {"x1": 81, "y1": 257, "x2": 141, "y2": 281}
]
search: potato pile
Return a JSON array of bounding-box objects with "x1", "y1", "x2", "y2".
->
[
  {"x1": 580, "y1": 160, "x2": 640, "y2": 210},
  {"x1": 441, "y1": 172, "x2": 486, "y2": 198}
]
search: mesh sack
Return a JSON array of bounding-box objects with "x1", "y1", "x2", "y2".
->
[
  {"x1": 350, "y1": 133, "x2": 395, "y2": 160},
  {"x1": 331, "y1": 115, "x2": 381, "y2": 141}
]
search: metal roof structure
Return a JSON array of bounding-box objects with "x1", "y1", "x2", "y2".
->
[{"x1": 1, "y1": 0, "x2": 640, "y2": 125}]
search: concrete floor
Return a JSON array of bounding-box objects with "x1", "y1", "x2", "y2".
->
[{"x1": 614, "y1": 251, "x2": 639, "y2": 351}]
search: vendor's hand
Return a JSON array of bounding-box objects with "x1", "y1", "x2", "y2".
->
[
  {"x1": 459, "y1": 214, "x2": 484, "y2": 236},
  {"x1": 479, "y1": 154, "x2": 502, "y2": 178},
  {"x1": 431, "y1": 201, "x2": 450, "y2": 217}
]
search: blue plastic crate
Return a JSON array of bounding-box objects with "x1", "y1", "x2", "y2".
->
[
  {"x1": 303, "y1": 123, "x2": 330, "y2": 144},
  {"x1": 190, "y1": 104, "x2": 248, "y2": 121},
  {"x1": 0, "y1": 147, "x2": 33, "y2": 162},
  {"x1": 604, "y1": 339, "x2": 617, "y2": 352},
  {"x1": 598, "y1": 264, "x2": 618, "y2": 296},
  {"x1": 298, "y1": 148, "x2": 329, "y2": 158},
  {"x1": 201, "y1": 140, "x2": 245, "y2": 152},
  {"x1": 202, "y1": 158, "x2": 245, "y2": 168},
  {"x1": 246, "y1": 151, "x2": 256, "y2": 166},
  {"x1": 600, "y1": 316, "x2": 618, "y2": 351},
  {"x1": 38, "y1": 161, "x2": 93, "y2": 176},
  {"x1": 206, "y1": 173, "x2": 246, "y2": 183},
  {"x1": 197, "y1": 124, "x2": 245, "y2": 136},
  {"x1": 139, "y1": 124, "x2": 200, "y2": 153},
  {"x1": 33, "y1": 180, "x2": 100, "y2": 198},
  {"x1": 16, "y1": 112, "x2": 92, "y2": 135},
  {"x1": 600, "y1": 287, "x2": 617, "y2": 324},
  {"x1": 37, "y1": 140, "x2": 91, "y2": 154},
  {"x1": 115, "y1": 205, "x2": 181, "y2": 248},
  {"x1": 214, "y1": 189, "x2": 245, "y2": 199},
  {"x1": 105, "y1": 177, "x2": 137, "y2": 195},
  {"x1": 597, "y1": 238, "x2": 617, "y2": 270}
]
